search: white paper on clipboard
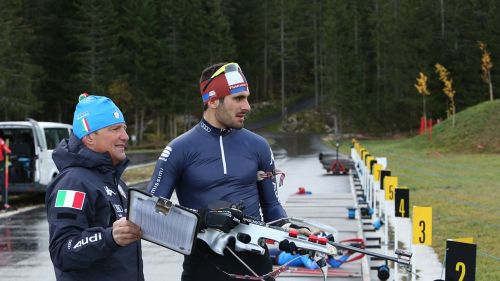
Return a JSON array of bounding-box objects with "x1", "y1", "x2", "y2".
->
[{"x1": 127, "y1": 188, "x2": 199, "y2": 255}]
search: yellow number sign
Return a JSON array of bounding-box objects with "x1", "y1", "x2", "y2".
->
[
  {"x1": 384, "y1": 176, "x2": 398, "y2": 201},
  {"x1": 413, "y1": 206, "x2": 432, "y2": 245},
  {"x1": 453, "y1": 237, "x2": 474, "y2": 244},
  {"x1": 372, "y1": 164, "x2": 383, "y2": 180},
  {"x1": 395, "y1": 187, "x2": 409, "y2": 218},
  {"x1": 354, "y1": 142, "x2": 361, "y2": 153},
  {"x1": 365, "y1": 155, "x2": 374, "y2": 169},
  {"x1": 445, "y1": 240, "x2": 476, "y2": 281},
  {"x1": 361, "y1": 149, "x2": 368, "y2": 161}
]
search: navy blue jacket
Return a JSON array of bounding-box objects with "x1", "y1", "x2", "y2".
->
[
  {"x1": 147, "y1": 119, "x2": 287, "y2": 222},
  {"x1": 45, "y1": 134, "x2": 144, "y2": 281}
]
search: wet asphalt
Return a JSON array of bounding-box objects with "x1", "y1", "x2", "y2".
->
[{"x1": 0, "y1": 133, "x2": 347, "y2": 280}]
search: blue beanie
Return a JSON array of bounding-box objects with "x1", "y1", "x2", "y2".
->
[{"x1": 72, "y1": 94, "x2": 125, "y2": 139}]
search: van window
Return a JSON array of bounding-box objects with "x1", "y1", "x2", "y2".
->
[
  {"x1": 45, "y1": 128, "x2": 70, "y2": 150},
  {"x1": 0, "y1": 128, "x2": 34, "y2": 157}
]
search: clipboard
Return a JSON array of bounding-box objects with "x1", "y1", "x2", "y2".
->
[{"x1": 127, "y1": 188, "x2": 199, "y2": 255}]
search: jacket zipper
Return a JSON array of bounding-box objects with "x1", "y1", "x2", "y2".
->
[{"x1": 219, "y1": 135, "x2": 227, "y2": 174}]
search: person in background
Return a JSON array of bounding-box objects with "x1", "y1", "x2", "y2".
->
[
  {"x1": 0, "y1": 137, "x2": 12, "y2": 209},
  {"x1": 45, "y1": 94, "x2": 143, "y2": 281},
  {"x1": 147, "y1": 62, "x2": 310, "y2": 281}
]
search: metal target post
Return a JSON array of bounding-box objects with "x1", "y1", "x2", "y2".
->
[
  {"x1": 395, "y1": 217, "x2": 399, "y2": 281},
  {"x1": 394, "y1": 187, "x2": 410, "y2": 281},
  {"x1": 384, "y1": 199, "x2": 388, "y2": 255},
  {"x1": 409, "y1": 221, "x2": 413, "y2": 281}
]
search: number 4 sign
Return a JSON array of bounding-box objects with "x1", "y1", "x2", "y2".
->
[
  {"x1": 395, "y1": 187, "x2": 409, "y2": 218},
  {"x1": 412, "y1": 206, "x2": 432, "y2": 245}
]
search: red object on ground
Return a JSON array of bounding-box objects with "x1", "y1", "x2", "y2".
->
[
  {"x1": 330, "y1": 159, "x2": 346, "y2": 174},
  {"x1": 295, "y1": 187, "x2": 312, "y2": 195},
  {"x1": 419, "y1": 116, "x2": 426, "y2": 135},
  {"x1": 427, "y1": 119, "x2": 433, "y2": 141}
]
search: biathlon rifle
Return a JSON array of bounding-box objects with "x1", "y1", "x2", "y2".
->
[{"x1": 198, "y1": 216, "x2": 412, "y2": 281}]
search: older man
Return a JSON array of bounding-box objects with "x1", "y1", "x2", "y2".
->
[{"x1": 45, "y1": 94, "x2": 143, "y2": 281}]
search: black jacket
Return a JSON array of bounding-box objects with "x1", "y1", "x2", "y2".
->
[{"x1": 45, "y1": 134, "x2": 144, "y2": 281}]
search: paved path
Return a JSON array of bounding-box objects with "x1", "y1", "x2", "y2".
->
[
  {"x1": 273, "y1": 156, "x2": 367, "y2": 280},
  {"x1": 0, "y1": 152, "x2": 371, "y2": 281}
]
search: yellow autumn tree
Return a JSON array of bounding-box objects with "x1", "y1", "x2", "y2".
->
[
  {"x1": 435, "y1": 63, "x2": 456, "y2": 127},
  {"x1": 478, "y1": 41, "x2": 494, "y2": 101},
  {"x1": 414, "y1": 72, "x2": 431, "y2": 131}
]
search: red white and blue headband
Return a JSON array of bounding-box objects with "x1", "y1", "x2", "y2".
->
[{"x1": 199, "y1": 62, "x2": 249, "y2": 103}]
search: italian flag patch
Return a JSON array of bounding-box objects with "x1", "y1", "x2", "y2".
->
[
  {"x1": 55, "y1": 190, "x2": 86, "y2": 210},
  {"x1": 81, "y1": 117, "x2": 90, "y2": 132}
]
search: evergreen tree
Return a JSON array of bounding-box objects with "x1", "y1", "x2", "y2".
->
[
  {"x1": 0, "y1": 0, "x2": 41, "y2": 120},
  {"x1": 3, "y1": 0, "x2": 500, "y2": 135},
  {"x1": 322, "y1": 1, "x2": 365, "y2": 131},
  {"x1": 24, "y1": 0, "x2": 76, "y2": 122},
  {"x1": 66, "y1": 0, "x2": 119, "y2": 94},
  {"x1": 114, "y1": 0, "x2": 158, "y2": 143}
]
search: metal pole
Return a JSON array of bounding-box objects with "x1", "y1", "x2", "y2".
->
[
  {"x1": 409, "y1": 220, "x2": 413, "y2": 281},
  {"x1": 395, "y1": 217, "x2": 399, "y2": 281},
  {"x1": 384, "y1": 201, "x2": 388, "y2": 255},
  {"x1": 328, "y1": 240, "x2": 408, "y2": 266},
  {"x1": 374, "y1": 179, "x2": 376, "y2": 211},
  {"x1": 378, "y1": 184, "x2": 383, "y2": 217}
]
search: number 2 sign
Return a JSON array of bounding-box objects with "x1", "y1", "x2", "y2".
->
[{"x1": 446, "y1": 240, "x2": 476, "y2": 281}]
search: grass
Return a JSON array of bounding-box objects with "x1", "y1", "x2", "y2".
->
[
  {"x1": 122, "y1": 163, "x2": 155, "y2": 184},
  {"x1": 126, "y1": 148, "x2": 163, "y2": 154},
  {"x1": 353, "y1": 139, "x2": 500, "y2": 280},
  {"x1": 324, "y1": 101, "x2": 500, "y2": 280},
  {"x1": 423, "y1": 99, "x2": 500, "y2": 153}
]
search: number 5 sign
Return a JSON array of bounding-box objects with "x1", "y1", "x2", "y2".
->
[
  {"x1": 384, "y1": 176, "x2": 398, "y2": 201},
  {"x1": 412, "y1": 206, "x2": 432, "y2": 245}
]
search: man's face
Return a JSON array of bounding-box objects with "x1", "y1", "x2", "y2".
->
[
  {"x1": 215, "y1": 91, "x2": 251, "y2": 129},
  {"x1": 87, "y1": 123, "x2": 129, "y2": 165}
]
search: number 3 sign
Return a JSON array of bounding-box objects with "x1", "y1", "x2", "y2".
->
[{"x1": 412, "y1": 206, "x2": 432, "y2": 245}]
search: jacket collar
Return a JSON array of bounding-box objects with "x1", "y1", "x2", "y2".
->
[{"x1": 199, "y1": 118, "x2": 233, "y2": 137}]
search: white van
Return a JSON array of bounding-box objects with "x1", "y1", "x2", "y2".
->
[{"x1": 0, "y1": 119, "x2": 72, "y2": 193}]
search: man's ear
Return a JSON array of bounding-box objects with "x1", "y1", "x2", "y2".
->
[
  {"x1": 207, "y1": 98, "x2": 219, "y2": 109},
  {"x1": 81, "y1": 134, "x2": 94, "y2": 146}
]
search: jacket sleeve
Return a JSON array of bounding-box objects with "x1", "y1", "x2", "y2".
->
[
  {"x1": 46, "y1": 171, "x2": 120, "y2": 271},
  {"x1": 256, "y1": 142, "x2": 287, "y2": 222},
  {"x1": 146, "y1": 142, "x2": 182, "y2": 198}
]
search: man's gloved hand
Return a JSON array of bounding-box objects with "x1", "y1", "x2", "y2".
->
[
  {"x1": 281, "y1": 222, "x2": 313, "y2": 236},
  {"x1": 198, "y1": 208, "x2": 243, "y2": 233}
]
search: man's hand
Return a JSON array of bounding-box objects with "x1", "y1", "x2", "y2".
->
[
  {"x1": 281, "y1": 222, "x2": 317, "y2": 236},
  {"x1": 112, "y1": 217, "x2": 142, "y2": 246},
  {"x1": 279, "y1": 224, "x2": 338, "y2": 256},
  {"x1": 199, "y1": 208, "x2": 243, "y2": 233}
]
